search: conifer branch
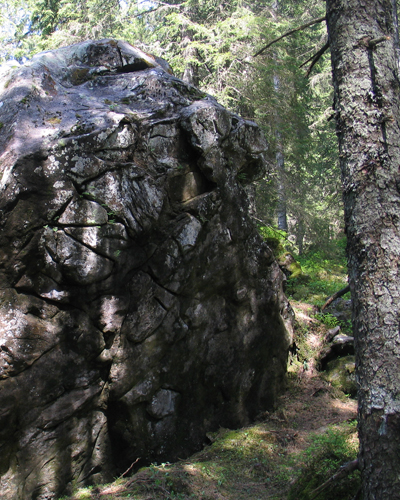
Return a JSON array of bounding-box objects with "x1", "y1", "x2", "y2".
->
[
  {"x1": 303, "y1": 41, "x2": 330, "y2": 77},
  {"x1": 132, "y1": 0, "x2": 183, "y2": 18},
  {"x1": 253, "y1": 16, "x2": 326, "y2": 57}
]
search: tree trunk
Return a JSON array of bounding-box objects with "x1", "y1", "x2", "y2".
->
[
  {"x1": 295, "y1": 217, "x2": 305, "y2": 254},
  {"x1": 182, "y1": 37, "x2": 199, "y2": 87},
  {"x1": 276, "y1": 148, "x2": 288, "y2": 231},
  {"x1": 392, "y1": 0, "x2": 400, "y2": 68},
  {"x1": 326, "y1": 0, "x2": 400, "y2": 498},
  {"x1": 272, "y1": 0, "x2": 289, "y2": 232}
]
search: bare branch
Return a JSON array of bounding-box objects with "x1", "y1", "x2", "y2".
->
[
  {"x1": 321, "y1": 283, "x2": 350, "y2": 311},
  {"x1": 118, "y1": 458, "x2": 141, "y2": 479},
  {"x1": 304, "y1": 41, "x2": 330, "y2": 77},
  {"x1": 253, "y1": 16, "x2": 326, "y2": 57},
  {"x1": 131, "y1": 1, "x2": 182, "y2": 18}
]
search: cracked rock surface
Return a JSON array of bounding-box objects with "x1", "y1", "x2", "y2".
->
[{"x1": 0, "y1": 39, "x2": 293, "y2": 500}]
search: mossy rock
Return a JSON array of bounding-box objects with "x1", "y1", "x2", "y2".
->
[
  {"x1": 322, "y1": 355, "x2": 356, "y2": 397},
  {"x1": 278, "y1": 252, "x2": 303, "y2": 278},
  {"x1": 265, "y1": 236, "x2": 285, "y2": 255}
]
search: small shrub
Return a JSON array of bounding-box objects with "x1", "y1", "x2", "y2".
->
[
  {"x1": 287, "y1": 245, "x2": 350, "y2": 306},
  {"x1": 314, "y1": 312, "x2": 339, "y2": 328}
]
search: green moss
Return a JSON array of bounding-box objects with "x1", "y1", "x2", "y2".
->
[
  {"x1": 48, "y1": 116, "x2": 61, "y2": 125},
  {"x1": 278, "y1": 252, "x2": 303, "y2": 278},
  {"x1": 70, "y1": 68, "x2": 91, "y2": 85}
]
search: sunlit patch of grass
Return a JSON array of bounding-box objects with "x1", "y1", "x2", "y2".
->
[
  {"x1": 287, "y1": 249, "x2": 349, "y2": 306},
  {"x1": 60, "y1": 401, "x2": 358, "y2": 500}
]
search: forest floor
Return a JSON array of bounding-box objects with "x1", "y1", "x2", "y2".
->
[{"x1": 63, "y1": 300, "x2": 360, "y2": 500}]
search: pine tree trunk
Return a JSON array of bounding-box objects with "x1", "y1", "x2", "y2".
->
[
  {"x1": 326, "y1": 0, "x2": 400, "y2": 497},
  {"x1": 182, "y1": 39, "x2": 199, "y2": 87},
  {"x1": 272, "y1": 0, "x2": 289, "y2": 232}
]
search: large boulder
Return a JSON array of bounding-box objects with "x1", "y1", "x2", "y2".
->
[{"x1": 0, "y1": 40, "x2": 293, "y2": 500}]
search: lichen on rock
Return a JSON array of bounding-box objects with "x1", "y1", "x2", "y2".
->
[{"x1": 0, "y1": 39, "x2": 293, "y2": 500}]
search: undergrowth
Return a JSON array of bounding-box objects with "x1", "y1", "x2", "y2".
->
[
  {"x1": 288, "y1": 422, "x2": 360, "y2": 500},
  {"x1": 61, "y1": 418, "x2": 360, "y2": 500},
  {"x1": 287, "y1": 250, "x2": 349, "y2": 307},
  {"x1": 258, "y1": 225, "x2": 350, "y2": 307}
]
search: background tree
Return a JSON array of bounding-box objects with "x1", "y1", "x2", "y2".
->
[
  {"x1": 326, "y1": 0, "x2": 400, "y2": 497},
  {"x1": 253, "y1": 0, "x2": 341, "y2": 252}
]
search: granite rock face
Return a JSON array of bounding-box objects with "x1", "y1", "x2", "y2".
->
[{"x1": 0, "y1": 40, "x2": 293, "y2": 499}]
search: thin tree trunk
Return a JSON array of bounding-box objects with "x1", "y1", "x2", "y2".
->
[
  {"x1": 182, "y1": 39, "x2": 199, "y2": 87},
  {"x1": 326, "y1": 0, "x2": 400, "y2": 498},
  {"x1": 272, "y1": 0, "x2": 289, "y2": 232},
  {"x1": 276, "y1": 148, "x2": 288, "y2": 231},
  {"x1": 295, "y1": 217, "x2": 305, "y2": 254}
]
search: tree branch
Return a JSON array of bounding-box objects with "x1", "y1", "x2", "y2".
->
[
  {"x1": 253, "y1": 16, "x2": 326, "y2": 57},
  {"x1": 304, "y1": 41, "x2": 330, "y2": 77},
  {"x1": 321, "y1": 284, "x2": 350, "y2": 311},
  {"x1": 131, "y1": 1, "x2": 182, "y2": 18},
  {"x1": 118, "y1": 457, "x2": 141, "y2": 479},
  {"x1": 310, "y1": 459, "x2": 359, "y2": 500}
]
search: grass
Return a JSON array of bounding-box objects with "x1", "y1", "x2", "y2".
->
[
  {"x1": 285, "y1": 248, "x2": 349, "y2": 307},
  {"x1": 257, "y1": 226, "x2": 350, "y2": 307},
  {"x1": 62, "y1": 410, "x2": 359, "y2": 500},
  {"x1": 288, "y1": 422, "x2": 360, "y2": 500}
]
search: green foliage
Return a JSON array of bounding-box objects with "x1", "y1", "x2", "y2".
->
[
  {"x1": 258, "y1": 224, "x2": 288, "y2": 255},
  {"x1": 288, "y1": 422, "x2": 360, "y2": 500},
  {"x1": 314, "y1": 312, "x2": 339, "y2": 328},
  {"x1": 291, "y1": 320, "x2": 319, "y2": 367},
  {"x1": 287, "y1": 242, "x2": 349, "y2": 306}
]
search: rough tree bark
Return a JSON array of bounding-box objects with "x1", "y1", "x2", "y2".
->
[{"x1": 326, "y1": 0, "x2": 400, "y2": 497}]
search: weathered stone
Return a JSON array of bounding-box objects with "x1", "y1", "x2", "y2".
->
[
  {"x1": 58, "y1": 198, "x2": 108, "y2": 226},
  {"x1": 319, "y1": 333, "x2": 355, "y2": 370},
  {"x1": 322, "y1": 355, "x2": 357, "y2": 397},
  {"x1": 0, "y1": 39, "x2": 293, "y2": 500}
]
